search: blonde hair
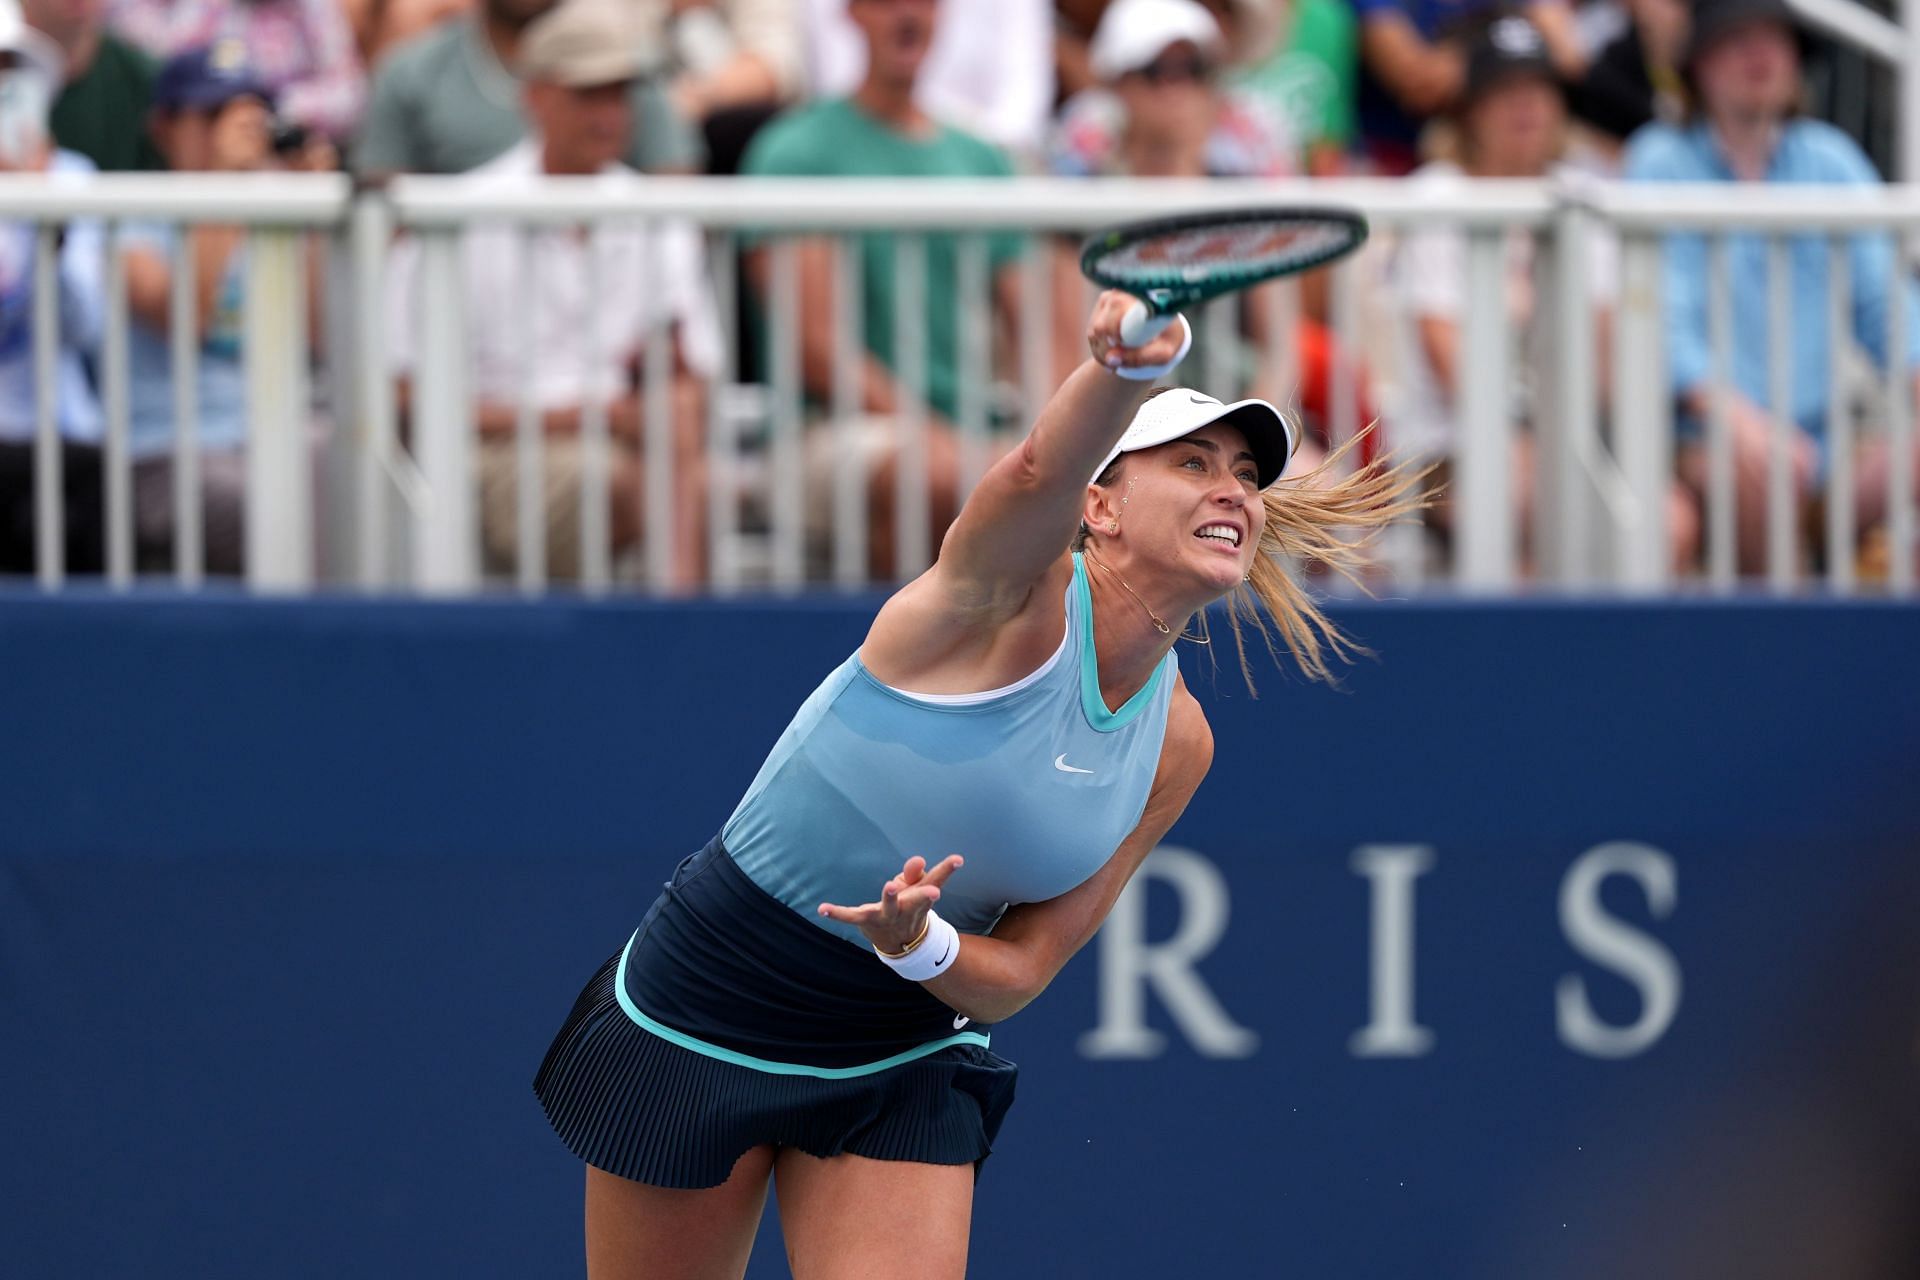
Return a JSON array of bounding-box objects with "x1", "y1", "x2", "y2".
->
[
  {"x1": 1224, "y1": 429, "x2": 1432, "y2": 688},
  {"x1": 1079, "y1": 404, "x2": 1433, "y2": 689}
]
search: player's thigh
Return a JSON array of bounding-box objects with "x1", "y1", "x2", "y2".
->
[
  {"x1": 773, "y1": 1149, "x2": 973, "y2": 1280},
  {"x1": 585, "y1": 1146, "x2": 775, "y2": 1280}
]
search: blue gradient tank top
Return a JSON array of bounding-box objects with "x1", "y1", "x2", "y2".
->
[{"x1": 723, "y1": 553, "x2": 1178, "y2": 947}]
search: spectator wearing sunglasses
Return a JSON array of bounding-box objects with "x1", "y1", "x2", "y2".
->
[
  {"x1": 1046, "y1": 0, "x2": 1374, "y2": 480},
  {"x1": 1048, "y1": 0, "x2": 1295, "y2": 179}
]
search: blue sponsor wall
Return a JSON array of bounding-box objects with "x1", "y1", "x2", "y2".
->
[{"x1": 1, "y1": 592, "x2": 1916, "y2": 1279}]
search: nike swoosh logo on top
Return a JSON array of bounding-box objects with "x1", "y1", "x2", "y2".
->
[
  {"x1": 953, "y1": 1014, "x2": 970, "y2": 1030},
  {"x1": 932, "y1": 937, "x2": 953, "y2": 967},
  {"x1": 1054, "y1": 754, "x2": 1095, "y2": 775}
]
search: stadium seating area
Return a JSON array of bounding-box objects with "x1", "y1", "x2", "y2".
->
[
  {"x1": 0, "y1": 0, "x2": 1916, "y2": 591},
  {"x1": 4, "y1": 8, "x2": 1917, "y2": 1277}
]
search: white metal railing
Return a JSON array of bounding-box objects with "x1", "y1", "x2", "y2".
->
[
  {"x1": 0, "y1": 173, "x2": 1914, "y2": 598},
  {"x1": 0, "y1": 172, "x2": 351, "y2": 590},
  {"x1": 1785, "y1": 0, "x2": 1920, "y2": 180}
]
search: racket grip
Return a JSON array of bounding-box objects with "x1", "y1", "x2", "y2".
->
[
  {"x1": 1113, "y1": 313, "x2": 1193, "y2": 382},
  {"x1": 1119, "y1": 299, "x2": 1175, "y2": 346}
]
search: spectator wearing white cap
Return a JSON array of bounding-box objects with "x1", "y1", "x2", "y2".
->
[
  {"x1": 0, "y1": 0, "x2": 109, "y2": 573},
  {"x1": 386, "y1": 0, "x2": 723, "y2": 587},
  {"x1": 1044, "y1": 0, "x2": 1362, "y2": 477},
  {"x1": 1047, "y1": 0, "x2": 1296, "y2": 180},
  {"x1": 1055, "y1": 0, "x2": 1350, "y2": 177}
]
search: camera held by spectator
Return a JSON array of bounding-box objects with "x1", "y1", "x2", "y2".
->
[
  {"x1": 112, "y1": 37, "x2": 336, "y2": 578},
  {"x1": 147, "y1": 38, "x2": 338, "y2": 173}
]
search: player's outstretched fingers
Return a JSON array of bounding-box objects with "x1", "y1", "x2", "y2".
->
[
  {"x1": 896, "y1": 884, "x2": 942, "y2": 915},
  {"x1": 919, "y1": 855, "x2": 965, "y2": 889},
  {"x1": 817, "y1": 900, "x2": 876, "y2": 924}
]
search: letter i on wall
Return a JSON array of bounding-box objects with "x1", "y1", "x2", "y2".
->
[{"x1": 1349, "y1": 845, "x2": 1436, "y2": 1058}]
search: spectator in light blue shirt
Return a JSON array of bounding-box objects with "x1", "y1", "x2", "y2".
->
[
  {"x1": 0, "y1": 10, "x2": 110, "y2": 575},
  {"x1": 0, "y1": 151, "x2": 105, "y2": 447},
  {"x1": 1623, "y1": 0, "x2": 1920, "y2": 574}
]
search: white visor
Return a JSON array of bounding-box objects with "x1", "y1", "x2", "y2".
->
[{"x1": 1093, "y1": 388, "x2": 1297, "y2": 489}]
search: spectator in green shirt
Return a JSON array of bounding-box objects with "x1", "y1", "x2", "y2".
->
[
  {"x1": 739, "y1": 0, "x2": 1078, "y2": 579},
  {"x1": 1220, "y1": 0, "x2": 1358, "y2": 175},
  {"x1": 24, "y1": 0, "x2": 167, "y2": 170}
]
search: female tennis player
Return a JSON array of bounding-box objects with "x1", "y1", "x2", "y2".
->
[{"x1": 535, "y1": 287, "x2": 1419, "y2": 1279}]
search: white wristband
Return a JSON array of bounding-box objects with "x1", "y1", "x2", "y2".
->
[
  {"x1": 874, "y1": 909, "x2": 961, "y2": 982},
  {"x1": 1113, "y1": 313, "x2": 1193, "y2": 382}
]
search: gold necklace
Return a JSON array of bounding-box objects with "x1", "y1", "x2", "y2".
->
[{"x1": 1085, "y1": 548, "x2": 1171, "y2": 636}]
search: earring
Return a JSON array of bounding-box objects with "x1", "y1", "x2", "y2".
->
[
  {"x1": 1108, "y1": 521, "x2": 1119, "y2": 534},
  {"x1": 1242, "y1": 571, "x2": 1251, "y2": 582}
]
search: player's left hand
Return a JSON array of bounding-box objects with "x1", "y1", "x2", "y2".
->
[{"x1": 818, "y1": 854, "x2": 965, "y2": 954}]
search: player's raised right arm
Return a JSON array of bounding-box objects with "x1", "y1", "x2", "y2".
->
[{"x1": 928, "y1": 290, "x2": 1188, "y2": 616}]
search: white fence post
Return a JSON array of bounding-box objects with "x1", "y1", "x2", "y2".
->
[
  {"x1": 1613, "y1": 231, "x2": 1671, "y2": 589},
  {"x1": 412, "y1": 228, "x2": 477, "y2": 591},
  {"x1": 101, "y1": 226, "x2": 133, "y2": 587},
  {"x1": 1458, "y1": 228, "x2": 1514, "y2": 589},
  {"x1": 1543, "y1": 201, "x2": 1595, "y2": 586},
  {"x1": 31, "y1": 224, "x2": 61, "y2": 587},
  {"x1": 1889, "y1": 228, "x2": 1915, "y2": 592},
  {"x1": 242, "y1": 228, "x2": 313, "y2": 590},
  {"x1": 348, "y1": 193, "x2": 395, "y2": 589}
]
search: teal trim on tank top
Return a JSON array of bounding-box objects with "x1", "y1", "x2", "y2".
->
[
  {"x1": 1072, "y1": 553, "x2": 1169, "y2": 733},
  {"x1": 612, "y1": 931, "x2": 992, "y2": 1078}
]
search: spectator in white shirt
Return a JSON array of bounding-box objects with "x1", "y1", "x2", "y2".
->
[{"x1": 388, "y1": 0, "x2": 722, "y2": 586}]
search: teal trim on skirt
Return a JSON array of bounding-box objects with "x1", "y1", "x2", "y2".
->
[{"x1": 533, "y1": 839, "x2": 1018, "y2": 1189}]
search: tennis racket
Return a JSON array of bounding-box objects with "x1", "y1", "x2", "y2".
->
[{"x1": 1079, "y1": 207, "x2": 1370, "y2": 346}]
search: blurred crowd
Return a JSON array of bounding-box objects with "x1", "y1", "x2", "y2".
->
[{"x1": 0, "y1": 0, "x2": 1916, "y2": 585}]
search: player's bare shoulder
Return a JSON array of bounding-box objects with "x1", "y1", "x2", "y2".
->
[{"x1": 862, "y1": 554, "x2": 1077, "y2": 692}]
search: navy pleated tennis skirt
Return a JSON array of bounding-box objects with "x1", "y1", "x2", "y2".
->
[{"x1": 533, "y1": 837, "x2": 1018, "y2": 1190}]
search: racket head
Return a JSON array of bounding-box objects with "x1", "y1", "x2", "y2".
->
[{"x1": 1079, "y1": 207, "x2": 1369, "y2": 316}]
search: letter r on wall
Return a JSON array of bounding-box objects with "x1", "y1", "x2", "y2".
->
[{"x1": 1079, "y1": 846, "x2": 1259, "y2": 1060}]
